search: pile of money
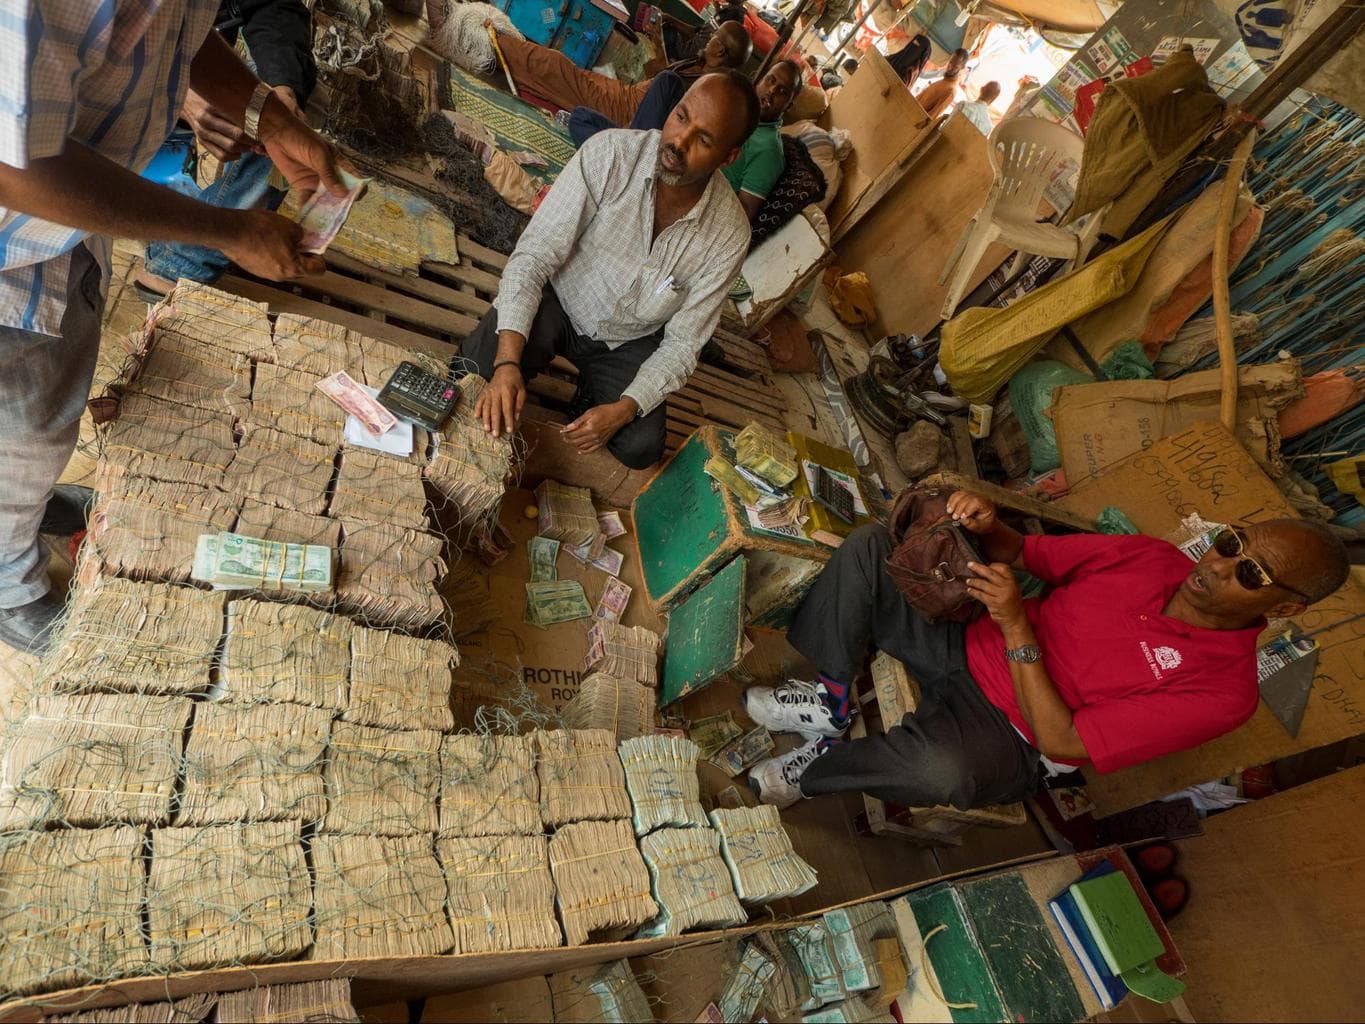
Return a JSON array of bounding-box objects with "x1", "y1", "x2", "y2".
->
[
  {"x1": 537, "y1": 729, "x2": 632, "y2": 826},
  {"x1": 148, "y1": 279, "x2": 274, "y2": 363},
  {"x1": 91, "y1": 477, "x2": 239, "y2": 584},
  {"x1": 594, "y1": 576, "x2": 631, "y2": 622},
  {"x1": 528, "y1": 535, "x2": 560, "y2": 582},
  {"x1": 425, "y1": 375, "x2": 516, "y2": 531},
  {"x1": 0, "y1": 693, "x2": 190, "y2": 830},
  {"x1": 321, "y1": 722, "x2": 441, "y2": 836},
  {"x1": 735, "y1": 422, "x2": 800, "y2": 487},
  {"x1": 315, "y1": 368, "x2": 395, "y2": 436},
  {"x1": 753, "y1": 930, "x2": 814, "y2": 1018},
  {"x1": 177, "y1": 700, "x2": 330, "y2": 826},
  {"x1": 332, "y1": 449, "x2": 430, "y2": 530},
  {"x1": 248, "y1": 362, "x2": 346, "y2": 444},
  {"x1": 548, "y1": 819, "x2": 658, "y2": 946},
  {"x1": 192, "y1": 531, "x2": 334, "y2": 593},
  {"x1": 708, "y1": 725, "x2": 774, "y2": 778},
  {"x1": 562, "y1": 672, "x2": 656, "y2": 744},
  {"x1": 146, "y1": 821, "x2": 312, "y2": 971},
  {"x1": 583, "y1": 621, "x2": 662, "y2": 686},
  {"x1": 566, "y1": 540, "x2": 623, "y2": 576},
  {"x1": 619, "y1": 735, "x2": 708, "y2": 835},
  {"x1": 216, "y1": 981, "x2": 359, "y2": 1024},
  {"x1": 637, "y1": 827, "x2": 747, "y2": 937},
  {"x1": 130, "y1": 331, "x2": 251, "y2": 419},
  {"x1": 311, "y1": 833, "x2": 453, "y2": 959},
  {"x1": 100, "y1": 393, "x2": 237, "y2": 490},
  {"x1": 688, "y1": 712, "x2": 745, "y2": 758},
  {"x1": 536, "y1": 479, "x2": 606, "y2": 555},
  {"x1": 718, "y1": 941, "x2": 777, "y2": 1023},
  {"x1": 226, "y1": 424, "x2": 335, "y2": 516},
  {"x1": 822, "y1": 901, "x2": 900, "y2": 995},
  {"x1": 438, "y1": 732, "x2": 541, "y2": 838},
  {"x1": 334, "y1": 518, "x2": 446, "y2": 630},
  {"x1": 586, "y1": 960, "x2": 653, "y2": 1024},
  {"x1": 597, "y1": 510, "x2": 628, "y2": 539},
  {"x1": 524, "y1": 579, "x2": 592, "y2": 628},
  {"x1": 704, "y1": 455, "x2": 761, "y2": 506},
  {"x1": 0, "y1": 826, "x2": 147, "y2": 996},
  {"x1": 220, "y1": 599, "x2": 352, "y2": 709},
  {"x1": 788, "y1": 922, "x2": 847, "y2": 1011},
  {"x1": 345, "y1": 628, "x2": 457, "y2": 733},
  {"x1": 709, "y1": 805, "x2": 819, "y2": 903},
  {"x1": 439, "y1": 834, "x2": 562, "y2": 953},
  {"x1": 801, "y1": 993, "x2": 887, "y2": 1023}
]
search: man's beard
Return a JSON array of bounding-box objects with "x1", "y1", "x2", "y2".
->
[{"x1": 656, "y1": 143, "x2": 697, "y2": 186}]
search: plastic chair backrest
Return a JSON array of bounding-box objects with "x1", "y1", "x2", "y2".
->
[{"x1": 985, "y1": 116, "x2": 1084, "y2": 218}]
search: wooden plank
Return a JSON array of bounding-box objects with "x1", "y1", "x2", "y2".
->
[
  {"x1": 948, "y1": 417, "x2": 979, "y2": 479},
  {"x1": 328, "y1": 252, "x2": 492, "y2": 318},
  {"x1": 217, "y1": 275, "x2": 457, "y2": 360},
  {"x1": 698, "y1": 394, "x2": 784, "y2": 431},
  {"x1": 685, "y1": 368, "x2": 785, "y2": 415},
  {"x1": 921, "y1": 469, "x2": 1096, "y2": 532},
  {"x1": 301, "y1": 270, "x2": 479, "y2": 338},
  {"x1": 457, "y1": 233, "x2": 509, "y2": 271},
  {"x1": 424, "y1": 259, "x2": 503, "y2": 299},
  {"x1": 831, "y1": 121, "x2": 944, "y2": 245}
]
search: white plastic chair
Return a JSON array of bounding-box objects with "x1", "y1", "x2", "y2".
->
[{"x1": 937, "y1": 116, "x2": 1088, "y2": 320}]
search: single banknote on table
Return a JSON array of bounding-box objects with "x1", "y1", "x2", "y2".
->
[
  {"x1": 709, "y1": 726, "x2": 774, "y2": 776},
  {"x1": 316, "y1": 370, "x2": 396, "y2": 437},
  {"x1": 596, "y1": 511, "x2": 627, "y2": 539},
  {"x1": 688, "y1": 712, "x2": 744, "y2": 759},
  {"x1": 528, "y1": 535, "x2": 560, "y2": 582},
  {"x1": 594, "y1": 576, "x2": 631, "y2": 622},
  {"x1": 524, "y1": 579, "x2": 592, "y2": 628},
  {"x1": 297, "y1": 168, "x2": 370, "y2": 254}
]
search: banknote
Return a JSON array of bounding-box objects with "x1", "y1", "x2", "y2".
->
[
  {"x1": 193, "y1": 532, "x2": 332, "y2": 592},
  {"x1": 524, "y1": 579, "x2": 592, "y2": 628},
  {"x1": 582, "y1": 621, "x2": 606, "y2": 671},
  {"x1": 589, "y1": 546, "x2": 623, "y2": 576},
  {"x1": 597, "y1": 511, "x2": 627, "y2": 539},
  {"x1": 316, "y1": 370, "x2": 396, "y2": 436},
  {"x1": 594, "y1": 576, "x2": 631, "y2": 622},
  {"x1": 709, "y1": 726, "x2": 774, "y2": 777},
  {"x1": 297, "y1": 169, "x2": 370, "y2": 254},
  {"x1": 688, "y1": 712, "x2": 744, "y2": 759},
  {"x1": 528, "y1": 535, "x2": 560, "y2": 582}
]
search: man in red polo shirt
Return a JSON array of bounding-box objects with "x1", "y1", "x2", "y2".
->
[{"x1": 744, "y1": 491, "x2": 1351, "y2": 809}]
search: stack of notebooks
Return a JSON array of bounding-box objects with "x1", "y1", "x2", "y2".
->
[{"x1": 1048, "y1": 863, "x2": 1186, "y2": 1010}]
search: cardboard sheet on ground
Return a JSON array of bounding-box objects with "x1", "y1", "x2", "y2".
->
[
  {"x1": 451, "y1": 488, "x2": 662, "y2": 714},
  {"x1": 1060, "y1": 422, "x2": 1365, "y2": 815},
  {"x1": 1052, "y1": 360, "x2": 1304, "y2": 486}
]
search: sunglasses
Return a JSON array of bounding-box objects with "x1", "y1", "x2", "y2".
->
[{"x1": 1212, "y1": 527, "x2": 1309, "y2": 601}]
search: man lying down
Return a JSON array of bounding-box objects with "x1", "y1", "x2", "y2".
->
[{"x1": 744, "y1": 491, "x2": 1351, "y2": 809}]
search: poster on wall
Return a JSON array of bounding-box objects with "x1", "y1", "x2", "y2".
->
[
  {"x1": 1054, "y1": 59, "x2": 1095, "y2": 106},
  {"x1": 1153, "y1": 34, "x2": 1221, "y2": 65},
  {"x1": 1205, "y1": 40, "x2": 1260, "y2": 94}
]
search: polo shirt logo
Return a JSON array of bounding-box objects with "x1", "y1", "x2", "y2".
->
[{"x1": 1154, "y1": 646, "x2": 1183, "y2": 670}]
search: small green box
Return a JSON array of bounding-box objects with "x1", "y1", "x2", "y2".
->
[{"x1": 632, "y1": 426, "x2": 831, "y2": 630}]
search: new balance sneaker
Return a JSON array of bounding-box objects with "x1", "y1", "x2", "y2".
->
[
  {"x1": 748, "y1": 738, "x2": 826, "y2": 809},
  {"x1": 742, "y1": 679, "x2": 850, "y2": 740}
]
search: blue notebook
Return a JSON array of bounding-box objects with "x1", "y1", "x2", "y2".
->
[{"x1": 1049, "y1": 864, "x2": 1129, "y2": 1010}]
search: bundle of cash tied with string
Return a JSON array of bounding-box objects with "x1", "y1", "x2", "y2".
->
[
  {"x1": 549, "y1": 818, "x2": 658, "y2": 945},
  {"x1": 822, "y1": 900, "x2": 902, "y2": 996},
  {"x1": 718, "y1": 940, "x2": 778, "y2": 1023},
  {"x1": 619, "y1": 735, "x2": 707, "y2": 834},
  {"x1": 789, "y1": 922, "x2": 848, "y2": 1010},
  {"x1": 537, "y1": 729, "x2": 633, "y2": 826},
  {"x1": 562, "y1": 672, "x2": 655, "y2": 743},
  {"x1": 536, "y1": 479, "x2": 607, "y2": 558},
  {"x1": 710, "y1": 805, "x2": 818, "y2": 902},
  {"x1": 583, "y1": 621, "x2": 661, "y2": 685},
  {"x1": 192, "y1": 531, "x2": 333, "y2": 593},
  {"x1": 637, "y1": 826, "x2": 746, "y2": 937},
  {"x1": 734, "y1": 421, "x2": 799, "y2": 487},
  {"x1": 524, "y1": 579, "x2": 593, "y2": 628}
]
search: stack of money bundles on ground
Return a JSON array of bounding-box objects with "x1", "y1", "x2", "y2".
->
[
  {"x1": 562, "y1": 672, "x2": 656, "y2": 742},
  {"x1": 549, "y1": 819, "x2": 658, "y2": 945},
  {"x1": 524, "y1": 578, "x2": 593, "y2": 628},
  {"x1": 536, "y1": 479, "x2": 606, "y2": 555},
  {"x1": 637, "y1": 827, "x2": 746, "y2": 937},
  {"x1": 216, "y1": 980, "x2": 361, "y2": 1023},
  {"x1": 537, "y1": 729, "x2": 633, "y2": 826},
  {"x1": 734, "y1": 422, "x2": 799, "y2": 487},
  {"x1": 789, "y1": 922, "x2": 848, "y2": 1010},
  {"x1": 438, "y1": 732, "x2": 541, "y2": 837},
  {"x1": 425, "y1": 375, "x2": 516, "y2": 533},
  {"x1": 583, "y1": 621, "x2": 661, "y2": 686},
  {"x1": 321, "y1": 723, "x2": 441, "y2": 835},
  {"x1": 346, "y1": 628, "x2": 457, "y2": 732},
  {"x1": 619, "y1": 735, "x2": 708, "y2": 834},
  {"x1": 822, "y1": 901, "x2": 901, "y2": 996},
  {"x1": 710, "y1": 805, "x2": 819, "y2": 902},
  {"x1": 588, "y1": 960, "x2": 653, "y2": 1023},
  {"x1": 719, "y1": 940, "x2": 778, "y2": 1023},
  {"x1": 440, "y1": 833, "x2": 562, "y2": 953}
]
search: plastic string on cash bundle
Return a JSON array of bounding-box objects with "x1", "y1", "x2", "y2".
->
[
  {"x1": 710, "y1": 805, "x2": 819, "y2": 902},
  {"x1": 439, "y1": 834, "x2": 562, "y2": 953},
  {"x1": 438, "y1": 732, "x2": 542, "y2": 838},
  {"x1": 549, "y1": 818, "x2": 658, "y2": 946},
  {"x1": 537, "y1": 729, "x2": 632, "y2": 826},
  {"x1": 619, "y1": 735, "x2": 708, "y2": 834},
  {"x1": 582, "y1": 621, "x2": 661, "y2": 685},
  {"x1": 562, "y1": 672, "x2": 655, "y2": 743},
  {"x1": 718, "y1": 941, "x2": 778, "y2": 1023},
  {"x1": 637, "y1": 827, "x2": 747, "y2": 937},
  {"x1": 192, "y1": 531, "x2": 334, "y2": 593}
]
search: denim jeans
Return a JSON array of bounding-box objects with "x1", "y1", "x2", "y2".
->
[
  {"x1": 143, "y1": 133, "x2": 282, "y2": 285},
  {"x1": 0, "y1": 244, "x2": 105, "y2": 608}
]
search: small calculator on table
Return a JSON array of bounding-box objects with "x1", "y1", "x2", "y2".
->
[
  {"x1": 814, "y1": 466, "x2": 857, "y2": 524},
  {"x1": 377, "y1": 362, "x2": 460, "y2": 431}
]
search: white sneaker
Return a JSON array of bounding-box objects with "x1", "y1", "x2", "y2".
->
[
  {"x1": 742, "y1": 679, "x2": 850, "y2": 740},
  {"x1": 748, "y1": 738, "x2": 826, "y2": 808}
]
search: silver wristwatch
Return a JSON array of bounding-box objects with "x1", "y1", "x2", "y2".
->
[
  {"x1": 1005, "y1": 643, "x2": 1043, "y2": 664},
  {"x1": 243, "y1": 82, "x2": 273, "y2": 142}
]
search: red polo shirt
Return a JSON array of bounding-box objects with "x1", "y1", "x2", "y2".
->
[{"x1": 965, "y1": 534, "x2": 1263, "y2": 773}]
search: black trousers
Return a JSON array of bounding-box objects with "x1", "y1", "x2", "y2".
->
[
  {"x1": 787, "y1": 524, "x2": 1042, "y2": 810},
  {"x1": 460, "y1": 285, "x2": 668, "y2": 470}
]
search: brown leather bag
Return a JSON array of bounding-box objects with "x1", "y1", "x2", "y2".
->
[{"x1": 884, "y1": 487, "x2": 982, "y2": 624}]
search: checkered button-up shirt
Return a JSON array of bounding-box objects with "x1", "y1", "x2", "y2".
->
[
  {"x1": 0, "y1": 0, "x2": 219, "y2": 335},
  {"x1": 495, "y1": 128, "x2": 750, "y2": 417}
]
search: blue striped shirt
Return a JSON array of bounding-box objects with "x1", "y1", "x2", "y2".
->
[{"x1": 0, "y1": 0, "x2": 219, "y2": 335}]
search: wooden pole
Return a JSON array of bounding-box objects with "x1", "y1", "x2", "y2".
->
[
  {"x1": 1213, "y1": 130, "x2": 1257, "y2": 431},
  {"x1": 826, "y1": 0, "x2": 893, "y2": 67}
]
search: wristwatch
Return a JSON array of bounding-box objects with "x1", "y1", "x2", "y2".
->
[
  {"x1": 1004, "y1": 643, "x2": 1043, "y2": 664},
  {"x1": 243, "y1": 82, "x2": 273, "y2": 143}
]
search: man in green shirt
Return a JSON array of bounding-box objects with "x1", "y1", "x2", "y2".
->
[{"x1": 723, "y1": 59, "x2": 802, "y2": 221}]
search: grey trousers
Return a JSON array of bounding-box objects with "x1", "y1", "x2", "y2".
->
[
  {"x1": 0, "y1": 245, "x2": 105, "y2": 608},
  {"x1": 787, "y1": 523, "x2": 1041, "y2": 810}
]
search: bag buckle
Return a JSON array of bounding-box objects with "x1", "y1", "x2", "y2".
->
[{"x1": 932, "y1": 561, "x2": 956, "y2": 583}]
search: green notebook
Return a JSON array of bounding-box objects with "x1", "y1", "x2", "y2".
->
[{"x1": 1069, "y1": 871, "x2": 1165, "y2": 975}]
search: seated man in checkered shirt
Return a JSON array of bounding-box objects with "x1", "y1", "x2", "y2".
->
[{"x1": 459, "y1": 71, "x2": 757, "y2": 470}]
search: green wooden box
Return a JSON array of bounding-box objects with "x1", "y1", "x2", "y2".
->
[{"x1": 631, "y1": 425, "x2": 832, "y2": 630}]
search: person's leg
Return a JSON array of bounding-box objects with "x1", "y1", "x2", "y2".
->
[
  {"x1": 797, "y1": 669, "x2": 1040, "y2": 808},
  {"x1": 457, "y1": 283, "x2": 575, "y2": 380},
  {"x1": 0, "y1": 244, "x2": 105, "y2": 650},
  {"x1": 496, "y1": 33, "x2": 647, "y2": 125},
  {"x1": 563, "y1": 331, "x2": 668, "y2": 470},
  {"x1": 144, "y1": 151, "x2": 282, "y2": 286},
  {"x1": 568, "y1": 106, "x2": 618, "y2": 147},
  {"x1": 628, "y1": 71, "x2": 687, "y2": 131}
]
